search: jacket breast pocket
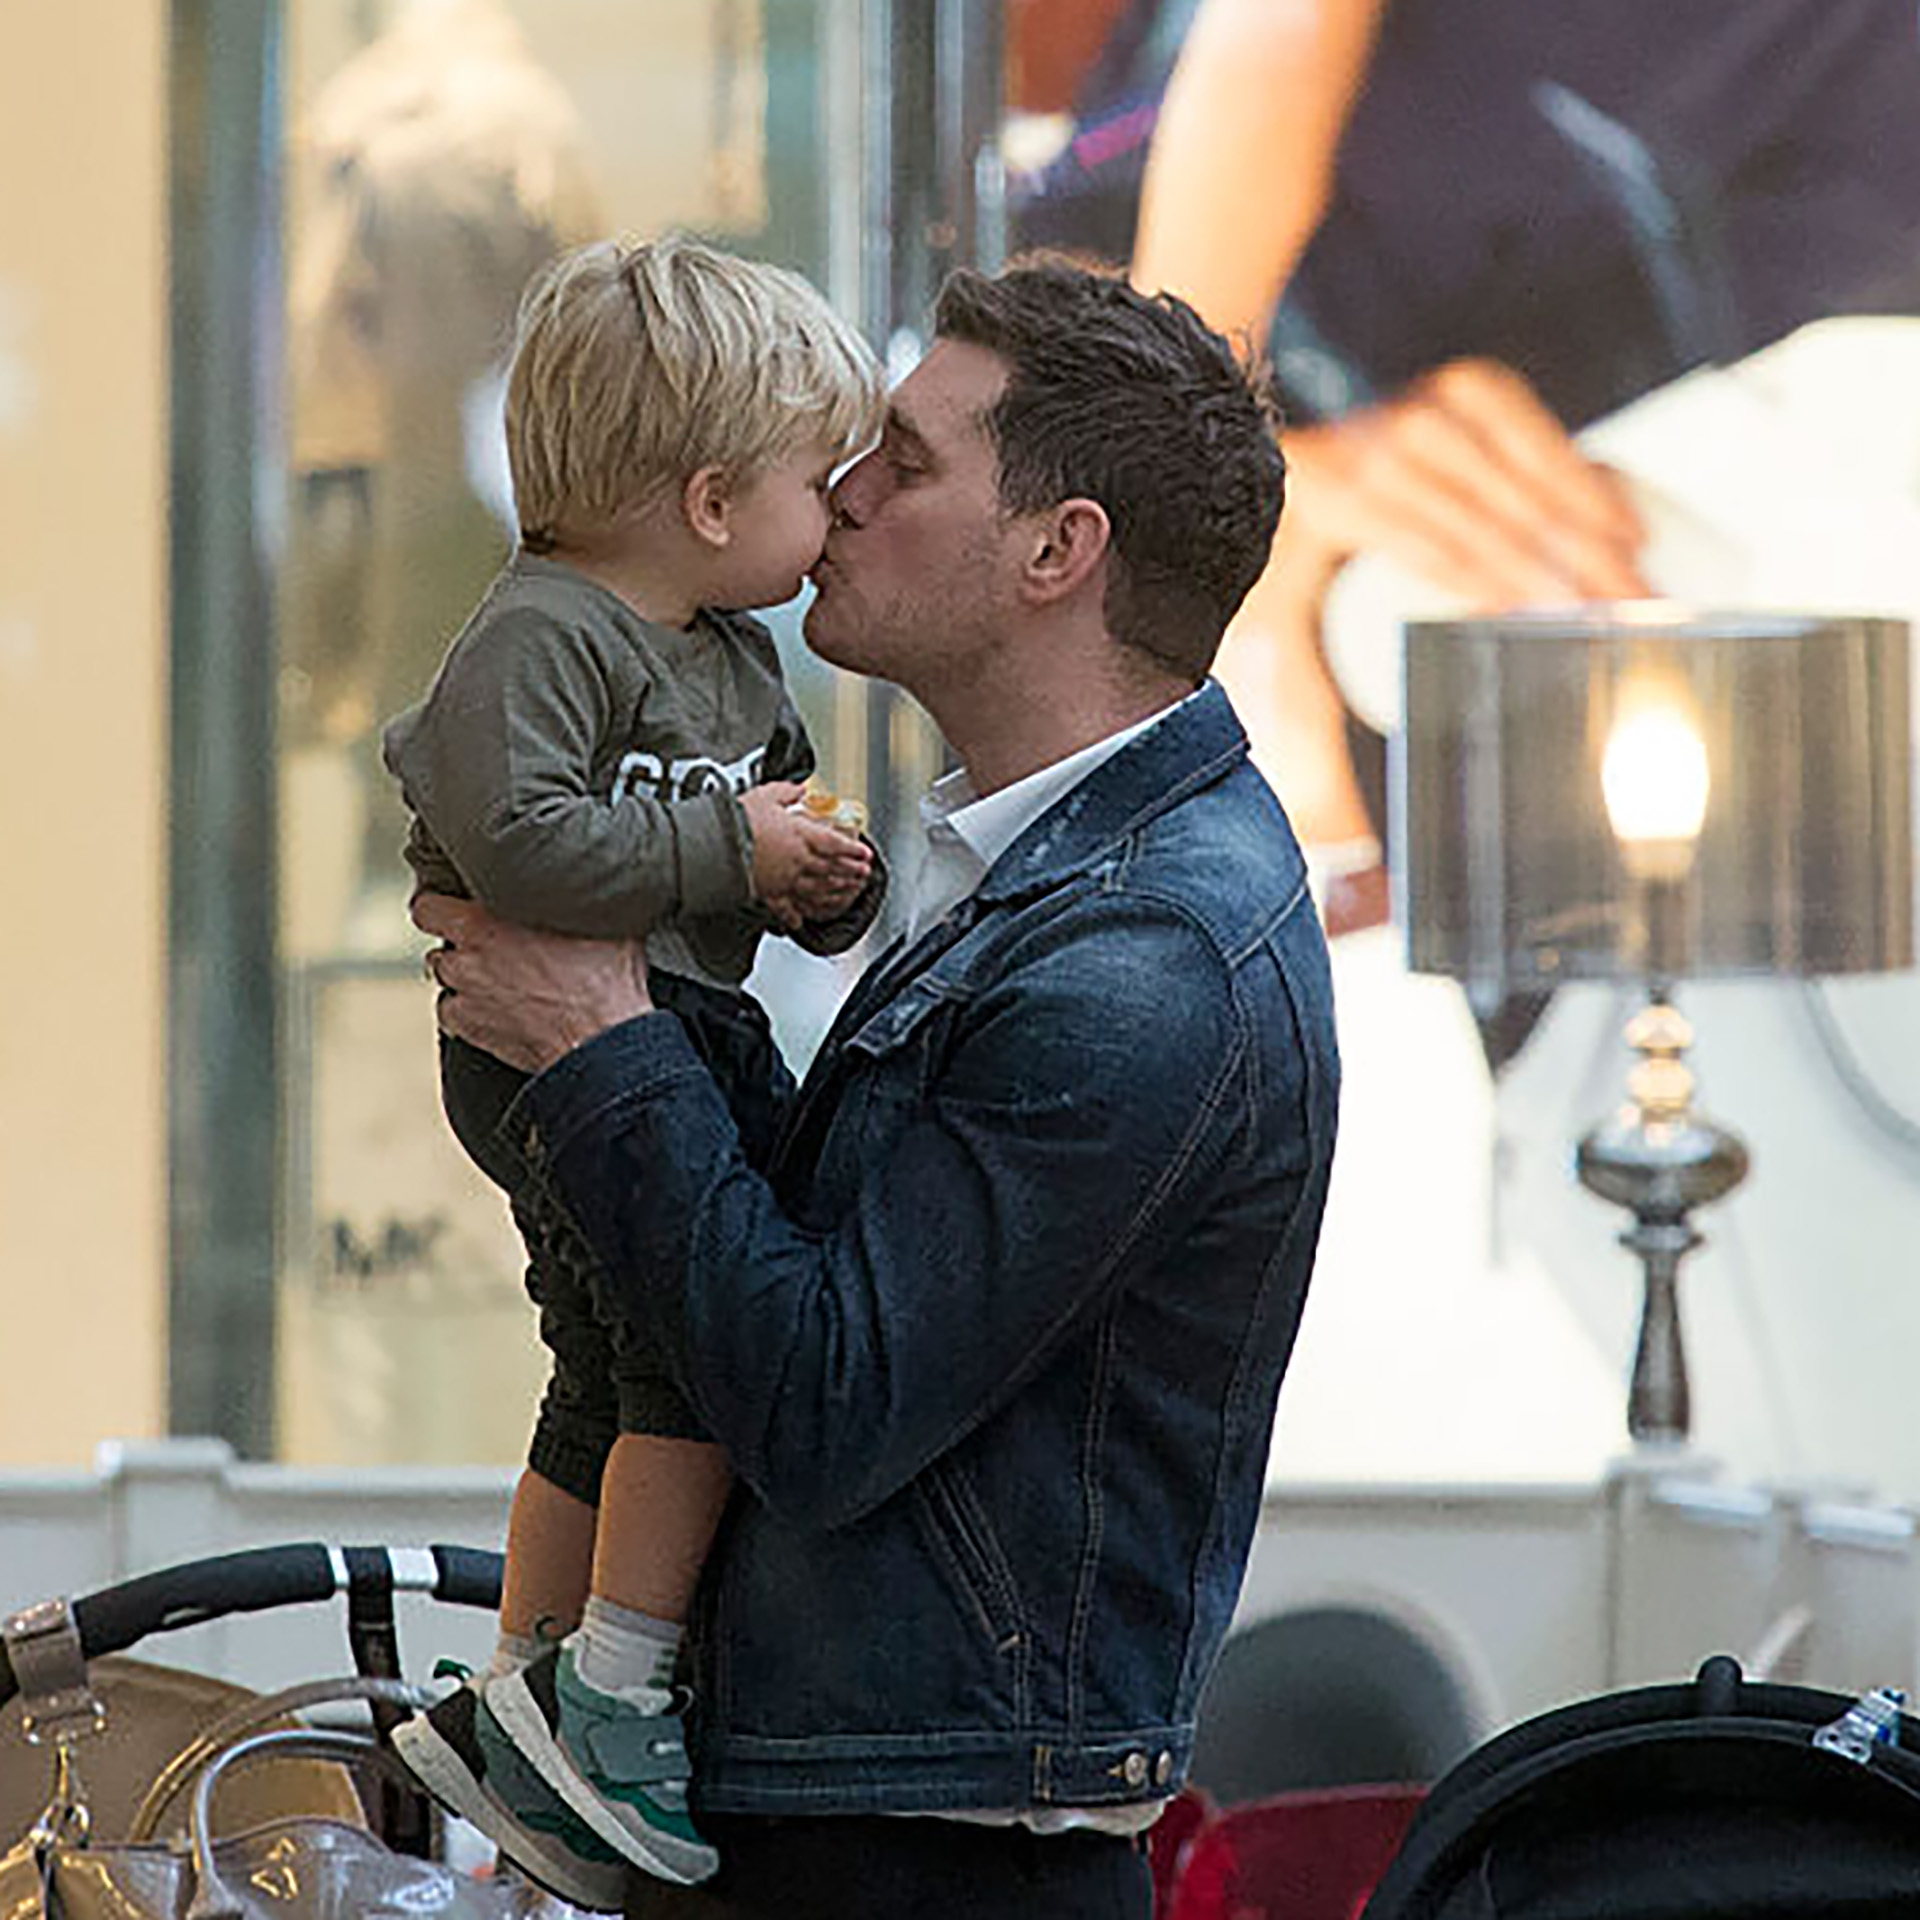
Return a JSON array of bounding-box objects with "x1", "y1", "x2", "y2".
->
[
  {"x1": 836, "y1": 973, "x2": 973, "y2": 1103},
  {"x1": 843, "y1": 967, "x2": 973, "y2": 1059},
  {"x1": 795, "y1": 971, "x2": 977, "y2": 1214}
]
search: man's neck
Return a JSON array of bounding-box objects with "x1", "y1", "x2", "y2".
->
[{"x1": 933, "y1": 653, "x2": 1192, "y2": 798}]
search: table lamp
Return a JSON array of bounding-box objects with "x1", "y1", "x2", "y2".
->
[{"x1": 1394, "y1": 607, "x2": 1913, "y2": 1445}]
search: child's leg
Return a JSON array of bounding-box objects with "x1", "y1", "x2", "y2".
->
[
  {"x1": 501, "y1": 1170, "x2": 623, "y2": 1663},
  {"x1": 438, "y1": 1032, "x2": 613, "y2": 1662},
  {"x1": 484, "y1": 1303, "x2": 725, "y2": 1882},
  {"x1": 483, "y1": 1425, "x2": 725, "y2": 1887},
  {"x1": 590, "y1": 1433, "x2": 732, "y2": 1622},
  {"x1": 562, "y1": 1435, "x2": 732, "y2": 1706},
  {"x1": 392, "y1": 1142, "x2": 634, "y2": 1908},
  {"x1": 496, "y1": 1466, "x2": 598, "y2": 1663}
]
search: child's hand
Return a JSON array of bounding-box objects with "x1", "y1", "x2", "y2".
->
[
  {"x1": 783, "y1": 859, "x2": 872, "y2": 924},
  {"x1": 742, "y1": 782, "x2": 874, "y2": 928}
]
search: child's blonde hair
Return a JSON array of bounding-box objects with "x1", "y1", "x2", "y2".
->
[{"x1": 506, "y1": 234, "x2": 883, "y2": 549}]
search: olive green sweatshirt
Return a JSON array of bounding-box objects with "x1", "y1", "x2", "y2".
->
[{"x1": 383, "y1": 551, "x2": 880, "y2": 989}]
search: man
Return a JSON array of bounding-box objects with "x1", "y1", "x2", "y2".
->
[{"x1": 420, "y1": 257, "x2": 1338, "y2": 1919}]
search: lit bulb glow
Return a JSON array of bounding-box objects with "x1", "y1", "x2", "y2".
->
[{"x1": 1601, "y1": 705, "x2": 1710, "y2": 850}]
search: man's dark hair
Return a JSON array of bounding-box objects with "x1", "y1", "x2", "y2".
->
[{"x1": 933, "y1": 256, "x2": 1285, "y2": 681}]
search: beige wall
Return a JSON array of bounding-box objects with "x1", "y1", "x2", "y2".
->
[{"x1": 0, "y1": 3, "x2": 168, "y2": 1461}]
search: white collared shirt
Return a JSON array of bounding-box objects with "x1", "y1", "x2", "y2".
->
[{"x1": 903, "y1": 694, "x2": 1195, "y2": 948}]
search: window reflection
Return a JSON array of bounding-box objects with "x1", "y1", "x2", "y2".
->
[
  {"x1": 275, "y1": 0, "x2": 836, "y2": 1466},
  {"x1": 284, "y1": 0, "x2": 606, "y2": 954}
]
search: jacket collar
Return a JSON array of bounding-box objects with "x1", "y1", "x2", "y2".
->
[
  {"x1": 969, "y1": 678, "x2": 1250, "y2": 907},
  {"x1": 790, "y1": 683, "x2": 1256, "y2": 1131}
]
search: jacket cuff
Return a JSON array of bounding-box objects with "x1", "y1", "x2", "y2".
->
[{"x1": 522, "y1": 1013, "x2": 708, "y2": 1162}]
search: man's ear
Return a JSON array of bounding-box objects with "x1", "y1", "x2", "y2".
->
[
  {"x1": 682, "y1": 465, "x2": 735, "y2": 550},
  {"x1": 1019, "y1": 498, "x2": 1110, "y2": 605}
]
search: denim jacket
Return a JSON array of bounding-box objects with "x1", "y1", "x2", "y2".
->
[{"x1": 526, "y1": 681, "x2": 1339, "y2": 1817}]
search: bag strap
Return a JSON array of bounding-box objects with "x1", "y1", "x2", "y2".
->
[
  {"x1": 129, "y1": 1673, "x2": 431, "y2": 1843},
  {"x1": 4, "y1": 1598, "x2": 109, "y2": 1857},
  {"x1": 183, "y1": 1726, "x2": 424, "y2": 1920}
]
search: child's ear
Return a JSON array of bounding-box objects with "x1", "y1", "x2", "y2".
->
[{"x1": 682, "y1": 465, "x2": 735, "y2": 549}]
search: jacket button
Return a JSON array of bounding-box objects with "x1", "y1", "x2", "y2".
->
[
  {"x1": 1155, "y1": 1752, "x2": 1174, "y2": 1787},
  {"x1": 1122, "y1": 1751, "x2": 1149, "y2": 1787}
]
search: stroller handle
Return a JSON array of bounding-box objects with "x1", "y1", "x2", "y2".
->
[{"x1": 0, "y1": 1542, "x2": 504, "y2": 1712}]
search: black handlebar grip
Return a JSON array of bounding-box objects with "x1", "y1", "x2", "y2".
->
[
  {"x1": 73, "y1": 1543, "x2": 344, "y2": 1653},
  {"x1": 0, "y1": 1543, "x2": 343, "y2": 1712},
  {"x1": 429, "y1": 1546, "x2": 505, "y2": 1611}
]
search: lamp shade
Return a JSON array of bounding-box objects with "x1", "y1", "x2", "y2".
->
[{"x1": 1394, "y1": 607, "x2": 1913, "y2": 998}]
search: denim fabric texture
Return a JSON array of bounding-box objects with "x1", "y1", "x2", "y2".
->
[
  {"x1": 440, "y1": 975, "x2": 795, "y2": 1490},
  {"x1": 525, "y1": 683, "x2": 1340, "y2": 1816}
]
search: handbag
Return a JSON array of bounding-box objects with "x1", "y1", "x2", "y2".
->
[{"x1": 0, "y1": 1673, "x2": 540, "y2": 1919}]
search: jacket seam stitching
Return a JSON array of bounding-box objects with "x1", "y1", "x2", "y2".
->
[
  {"x1": 1065, "y1": 1309, "x2": 1117, "y2": 1744},
  {"x1": 541, "y1": 1063, "x2": 712, "y2": 1160}
]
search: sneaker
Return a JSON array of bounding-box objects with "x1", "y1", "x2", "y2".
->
[
  {"x1": 391, "y1": 1670, "x2": 631, "y2": 1913},
  {"x1": 486, "y1": 1644, "x2": 719, "y2": 1886}
]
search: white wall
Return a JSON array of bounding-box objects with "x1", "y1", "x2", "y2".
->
[{"x1": 4, "y1": 1446, "x2": 1913, "y2": 1738}]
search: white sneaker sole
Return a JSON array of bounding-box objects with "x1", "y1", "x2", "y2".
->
[
  {"x1": 391, "y1": 1707, "x2": 629, "y2": 1912},
  {"x1": 485, "y1": 1668, "x2": 718, "y2": 1887}
]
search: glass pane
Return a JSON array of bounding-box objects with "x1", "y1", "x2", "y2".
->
[
  {"x1": 999, "y1": 0, "x2": 1920, "y2": 1493},
  {"x1": 273, "y1": 0, "x2": 872, "y2": 1464}
]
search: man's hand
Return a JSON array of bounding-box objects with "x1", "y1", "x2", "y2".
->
[
  {"x1": 742, "y1": 782, "x2": 875, "y2": 931},
  {"x1": 1286, "y1": 358, "x2": 1650, "y2": 609},
  {"x1": 413, "y1": 892, "x2": 652, "y2": 1073}
]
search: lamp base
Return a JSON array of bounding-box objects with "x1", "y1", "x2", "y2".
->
[{"x1": 1576, "y1": 997, "x2": 1749, "y2": 1446}]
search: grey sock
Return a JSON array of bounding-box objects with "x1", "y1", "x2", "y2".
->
[{"x1": 573, "y1": 1594, "x2": 682, "y2": 1702}]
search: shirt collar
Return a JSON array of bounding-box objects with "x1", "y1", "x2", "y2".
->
[
  {"x1": 921, "y1": 694, "x2": 1194, "y2": 872},
  {"x1": 903, "y1": 694, "x2": 1197, "y2": 948}
]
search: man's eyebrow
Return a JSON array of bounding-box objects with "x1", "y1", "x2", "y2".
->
[{"x1": 882, "y1": 405, "x2": 933, "y2": 457}]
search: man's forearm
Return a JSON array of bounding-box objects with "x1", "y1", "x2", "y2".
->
[{"x1": 525, "y1": 909, "x2": 1246, "y2": 1529}]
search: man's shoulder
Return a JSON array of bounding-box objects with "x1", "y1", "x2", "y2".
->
[{"x1": 1120, "y1": 757, "x2": 1313, "y2": 949}]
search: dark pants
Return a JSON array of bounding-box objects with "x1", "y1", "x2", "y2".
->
[
  {"x1": 440, "y1": 972, "x2": 788, "y2": 1505},
  {"x1": 623, "y1": 1815, "x2": 1153, "y2": 1920}
]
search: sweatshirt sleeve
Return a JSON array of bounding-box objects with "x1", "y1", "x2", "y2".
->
[{"x1": 389, "y1": 609, "x2": 756, "y2": 938}]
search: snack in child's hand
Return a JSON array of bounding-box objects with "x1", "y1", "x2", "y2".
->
[{"x1": 799, "y1": 780, "x2": 869, "y2": 838}]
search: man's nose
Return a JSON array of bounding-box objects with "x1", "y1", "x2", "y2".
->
[{"x1": 829, "y1": 452, "x2": 876, "y2": 527}]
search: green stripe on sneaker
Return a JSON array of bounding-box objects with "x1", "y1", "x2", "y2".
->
[{"x1": 514, "y1": 1805, "x2": 626, "y2": 1863}]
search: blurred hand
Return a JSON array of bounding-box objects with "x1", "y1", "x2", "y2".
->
[
  {"x1": 1318, "y1": 861, "x2": 1391, "y2": 940},
  {"x1": 780, "y1": 858, "x2": 872, "y2": 926},
  {"x1": 1285, "y1": 357, "x2": 1651, "y2": 608}
]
